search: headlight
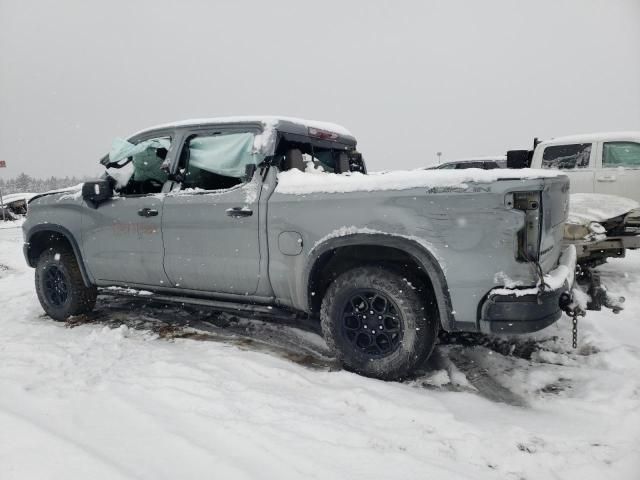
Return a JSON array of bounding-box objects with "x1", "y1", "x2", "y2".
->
[
  {"x1": 564, "y1": 222, "x2": 605, "y2": 240},
  {"x1": 564, "y1": 223, "x2": 590, "y2": 240},
  {"x1": 624, "y1": 208, "x2": 640, "y2": 227}
]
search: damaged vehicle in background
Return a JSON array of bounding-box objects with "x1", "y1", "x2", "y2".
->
[
  {"x1": 426, "y1": 157, "x2": 506, "y2": 170},
  {"x1": 1, "y1": 193, "x2": 37, "y2": 221},
  {"x1": 506, "y1": 132, "x2": 640, "y2": 267},
  {"x1": 505, "y1": 132, "x2": 640, "y2": 312},
  {"x1": 562, "y1": 193, "x2": 637, "y2": 312},
  {"x1": 507, "y1": 131, "x2": 640, "y2": 201},
  {"x1": 23, "y1": 116, "x2": 594, "y2": 380},
  {"x1": 564, "y1": 193, "x2": 640, "y2": 267}
]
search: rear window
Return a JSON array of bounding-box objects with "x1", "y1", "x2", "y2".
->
[
  {"x1": 603, "y1": 142, "x2": 640, "y2": 167},
  {"x1": 542, "y1": 143, "x2": 591, "y2": 169}
]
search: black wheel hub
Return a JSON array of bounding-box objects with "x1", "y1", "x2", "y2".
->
[
  {"x1": 341, "y1": 290, "x2": 403, "y2": 357},
  {"x1": 43, "y1": 265, "x2": 69, "y2": 307}
]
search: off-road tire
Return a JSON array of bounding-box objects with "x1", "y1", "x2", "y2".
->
[
  {"x1": 320, "y1": 265, "x2": 439, "y2": 380},
  {"x1": 35, "y1": 246, "x2": 97, "y2": 321}
]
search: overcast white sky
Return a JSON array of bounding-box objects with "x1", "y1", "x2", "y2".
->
[{"x1": 1, "y1": 0, "x2": 639, "y2": 178}]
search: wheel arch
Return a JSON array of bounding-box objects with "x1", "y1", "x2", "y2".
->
[
  {"x1": 24, "y1": 224, "x2": 93, "y2": 287},
  {"x1": 303, "y1": 234, "x2": 455, "y2": 331}
]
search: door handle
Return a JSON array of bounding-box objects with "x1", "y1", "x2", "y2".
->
[
  {"x1": 225, "y1": 207, "x2": 253, "y2": 218},
  {"x1": 596, "y1": 176, "x2": 617, "y2": 182},
  {"x1": 138, "y1": 207, "x2": 159, "y2": 217}
]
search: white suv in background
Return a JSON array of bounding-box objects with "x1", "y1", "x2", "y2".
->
[{"x1": 530, "y1": 132, "x2": 640, "y2": 202}]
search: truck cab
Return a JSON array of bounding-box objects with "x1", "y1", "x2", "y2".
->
[{"x1": 530, "y1": 132, "x2": 640, "y2": 202}]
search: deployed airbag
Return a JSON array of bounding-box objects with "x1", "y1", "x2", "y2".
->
[
  {"x1": 109, "y1": 137, "x2": 171, "y2": 163},
  {"x1": 188, "y1": 133, "x2": 259, "y2": 179}
]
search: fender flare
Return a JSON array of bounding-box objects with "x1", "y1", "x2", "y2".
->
[
  {"x1": 303, "y1": 233, "x2": 455, "y2": 331},
  {"x1": 24, "y1": 224, "x2": 94, "y2": 287}
]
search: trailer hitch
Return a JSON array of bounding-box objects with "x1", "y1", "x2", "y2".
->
[
  {"x1": 558, "y1": 264, "x2": 625, "y2": 349},
  {"x1": 575, "y1": 265, "x2": 625, "y2": 314}
]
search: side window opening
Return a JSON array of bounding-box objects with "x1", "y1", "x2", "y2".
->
[
  {"x1": 177, "y1": 132, "x2": 261, "y2": 191},
  {"x1": 105, "y1": 137, "x2": 171, "y2": 195},
  {"x1": 436, "y1": 163, "x2": 457, "y2": 169},
  {"x1": 541, "y1": 143, "x2": 591, "y2": 169},
  {"x1": 603, "y1": 142, "x2": 640, "y2": 167},
  {"x1": 275, "y1": 140, "x2": 362, "y2": 174}
]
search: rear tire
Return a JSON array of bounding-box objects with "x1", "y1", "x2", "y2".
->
[
  {"x1": 320, "y1": 265, "x2": 439, "y2": 380},
  {"x1": 35, "y1": 246, "x2": 97, "y2": 321}
]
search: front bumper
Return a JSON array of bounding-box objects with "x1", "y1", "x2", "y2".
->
[
  {"x1": 479, "y1": 245, "x2": 577, "y2": 334},
  {"x1": 569, "y1": 234, "x2": 640, "y2": 262}
]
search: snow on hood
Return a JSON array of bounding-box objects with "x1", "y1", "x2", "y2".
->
[
  {"x1": 29, "y1": 184, "x2": 85, "y2": 203},
  {"x1": 275, "y1": 168, "x2": 564, "y2": 195},
  {"x1": 568, "y1": 193, "x2": 639, "y2": 225},
  {"x1": 1, "y1": 192, "x2": 39, "y2": 204}
]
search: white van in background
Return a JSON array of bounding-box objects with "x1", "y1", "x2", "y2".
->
[{"x1": 530, "y1": 132, "x2": 640, "y2": 202}]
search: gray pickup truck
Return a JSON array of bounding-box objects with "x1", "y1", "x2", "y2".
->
[{"x1": 23, "y1": 116, "x2": 577, "y2": 380}]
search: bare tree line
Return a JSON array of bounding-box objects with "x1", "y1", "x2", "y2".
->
[{"x1": 0, "y1": 173, "x2": 96, "y2": 195}]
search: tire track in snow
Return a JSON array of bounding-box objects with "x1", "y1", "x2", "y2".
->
[{"x1": 0, "y1": 405, "x2": 139, "y2": 480}]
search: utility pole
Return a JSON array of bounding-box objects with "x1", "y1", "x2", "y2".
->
[
  {"x1": 437, "y1": 152, "x2": 442, "y2": 165},
  {"x1": 0, "y1": 160, "x2": 6, "y2": 221}
]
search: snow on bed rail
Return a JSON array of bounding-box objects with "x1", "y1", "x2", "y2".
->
[{"x1": 276, "y1": 168, "x2": 564, "y2": 195}]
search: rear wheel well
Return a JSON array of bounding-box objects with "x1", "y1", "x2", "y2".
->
[{"x1": 308, "y1": 245, "x2": 437, "y2": 315}]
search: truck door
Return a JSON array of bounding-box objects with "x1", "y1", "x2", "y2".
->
[
  {"x1": 161, "y1": 130, "x2": 262, "y2": 295},
  {"x1": 539, "y1": 143, "x2": 595, "y2": 194},
  {"x1": 82, "y1": 135, "x2": 173, "y2": 286},
  {"x1": 595, "y1": 141, "x2": 640, "y2": 202}
]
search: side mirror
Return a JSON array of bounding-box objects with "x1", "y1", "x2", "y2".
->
[
  {"x1": 82, "y1": 180, "x2": 113, "y2": 208},
  {"x1": 506, "y1": 150, "x2": 532, "y2": 169}
]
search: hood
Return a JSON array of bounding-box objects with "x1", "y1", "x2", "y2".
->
[
  {"x1": 568, "y1": 193, "x2": 639, "y2": 226},
  {"x1": 28, "y1": 184, "x2": 84, "y2": 204}
]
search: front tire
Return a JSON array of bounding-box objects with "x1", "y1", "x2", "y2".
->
[
  {"x1": 35, "y1": 247, "x2": 97, "y2": 321},
  {"x1": 321, "y1": 265, "x2": 439, "y2": 380}
]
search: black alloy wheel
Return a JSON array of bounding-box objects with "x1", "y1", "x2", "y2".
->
[
  {"x1": 35, "y1": 247, "x2": 97, "y2": 321},
  {"x1": 42, "y1": 265, "x2": 70, "y2": 307},
  {"x1": 321, "y1": 265, "x2": 439, "y2": 380},
  {"x1": 341, "y1": 290, "x2": 404, "y2": 358}
]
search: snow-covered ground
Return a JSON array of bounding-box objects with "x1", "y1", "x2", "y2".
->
[{"x1": 1, "y1": 225, "x2": 639, "y2": 479}]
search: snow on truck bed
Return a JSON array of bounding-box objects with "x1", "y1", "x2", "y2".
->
[
  {"x1": 1, "y1": 225, "x2": 639, "y2": 479},
  {"x1": 275, "y1": 168, "x2": 564, "y2": 194}
]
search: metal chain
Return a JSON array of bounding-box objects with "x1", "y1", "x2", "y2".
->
[{"x1": 565, "y1": 302, "x2": 584, "y2": 350}]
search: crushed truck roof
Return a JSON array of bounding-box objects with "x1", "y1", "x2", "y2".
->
[{"x1": 132, "y1": 116, "x2": 355, "y2": 142}]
